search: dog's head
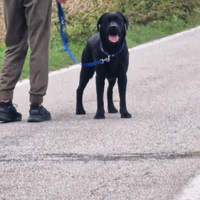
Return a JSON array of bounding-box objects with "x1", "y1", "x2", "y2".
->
[{"x1": 97, "y1": 12, "x2": 129, "y2": 46}]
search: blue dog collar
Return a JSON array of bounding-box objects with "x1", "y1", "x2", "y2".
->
[{"x1": 100, "y1": 41, "x2": 125, "y2": 57}]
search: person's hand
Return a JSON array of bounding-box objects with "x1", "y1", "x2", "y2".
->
[{"x1": 57, "y1": 0, "x2": 67, "y2": 3}]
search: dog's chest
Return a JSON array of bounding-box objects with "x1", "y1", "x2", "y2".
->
[{"x1": 103, "y1": 59, "x2": 120, "y2": 79}]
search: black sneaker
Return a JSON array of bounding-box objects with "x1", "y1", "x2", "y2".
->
[
  {"x1": 0, "y1": 101, "x2": 22, "y2": 122},
  {"x1": 28, "y1": 103, "x2": 51, "y2": 122}
]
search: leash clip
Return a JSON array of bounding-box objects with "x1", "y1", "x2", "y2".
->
[
  {"x1": 61, "y1": 19, "x2": 65, "y2": 25},
  {"x1": 101, "y1": 55, "x2": 110, "y2": 64}
]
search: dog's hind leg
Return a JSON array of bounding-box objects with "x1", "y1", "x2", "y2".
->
[
  {"x1": 76, "y1": 67, "x2": 95, "y2": 114},
  {"x1": 107, "y1": 79, "x2": 118, "y2": 113}
]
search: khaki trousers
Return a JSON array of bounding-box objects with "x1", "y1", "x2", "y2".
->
[{"x1": 0, "y1": 0, "x2": 52, "y2": 104}]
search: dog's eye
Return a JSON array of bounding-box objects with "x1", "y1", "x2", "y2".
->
[
  {"x1": 114, "y1": 17, "x2": 121, "y2": 23},
  {"x1": 105, "y1": 17, "x2": 112, "y2": 23}
]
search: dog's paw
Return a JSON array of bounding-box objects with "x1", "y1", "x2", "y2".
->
[
  {"x1": 121, "y1": 112, "x2": 132, "y2": 118},
  {"x1": 108, "y1": 105, "x2": 118, "y2": 113},
  {"x1": 76, "y1": 106, "x2": 86, "y2": 115},
  {"x1": 94, "y1": 113, "x2": 105, "y2": 119}
]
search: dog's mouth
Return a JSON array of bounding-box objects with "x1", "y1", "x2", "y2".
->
[{"x1": 109, "y1": 35, "x2": 119, "y2": 43}]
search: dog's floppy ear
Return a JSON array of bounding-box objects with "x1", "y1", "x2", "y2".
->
[
  {"x1": 124, "y1": 17, "x2": 129, "y2": 30},
  {"x1": 117, "y1": 12, "x2": 129, "y2": 30},
  {"x1": 97, "y1": 13, "x2": 109, "y2": 31}
]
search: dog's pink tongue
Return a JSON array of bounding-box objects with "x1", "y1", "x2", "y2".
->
[{"x1": 109, "y1": 35, "x2": 119, "y2": 43}]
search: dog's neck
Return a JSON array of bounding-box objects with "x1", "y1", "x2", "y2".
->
[
  {"x1": 100, "y1": 34, "x2": 126, "y2": 55},
  {"x1": 100, "y1": 41, "x2": 125, "y2": 57},
  {"x1": 100, "y1": 41, "x2": 125, "y2": 56}
]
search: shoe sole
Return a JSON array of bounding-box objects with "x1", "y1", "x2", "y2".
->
[
  {"x1": 27, "y1": 115, "x2": 51, "y2": 123},
  {"x1": 0, "y1": 114, "x2": 21, "y2": 122}
]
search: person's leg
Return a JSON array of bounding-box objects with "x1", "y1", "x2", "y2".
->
[
  {"x1": 24, "y1": 0, "x2": 52, "y2": 122},
  {"x1": 24, "y1": 0, "x2": 52, "y2": 105},
  {"x1": 0, "y1": 0, "x2": 28, "y2": 101},
  {"x1": 0, "y1": 0, "x2": 28, "y2": 122}
]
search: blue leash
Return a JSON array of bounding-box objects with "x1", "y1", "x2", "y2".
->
[
  {"x1": 56, "y1": 1, "x2": 79, "y2": 63},
  {"x1": 56, "y1": 1, "x2": 124, "y2": 67}
]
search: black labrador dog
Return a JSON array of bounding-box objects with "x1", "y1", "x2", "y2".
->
[{"x1": 76, "y1": 12, "x2": 131, "y2": 119}]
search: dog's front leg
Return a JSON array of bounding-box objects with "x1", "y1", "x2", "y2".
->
[
  {"x1": 107, "y1": 78, "x2": 118, "y2": 113},
  {"x1": 118, "y1": 75, "x2": 132, "y2": 118},
  {"x1": 94, "y1": 75, "x2": 105, "y2": 119}
]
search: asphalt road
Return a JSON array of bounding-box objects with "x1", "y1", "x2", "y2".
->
[{"x1": 0, "y1": 27, "x2": 200, "y2": 200}]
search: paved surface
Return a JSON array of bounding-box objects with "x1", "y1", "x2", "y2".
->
[{"x1": 0, "y1": 27, "x2": 200, "y2": 200}]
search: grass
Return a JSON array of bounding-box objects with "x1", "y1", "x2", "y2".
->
[
  {"x1": 0, "y1": 12, "x2": 200, "y2": 80},
  {"x1": 48, "y1": 29, "x2": 84, "y2": 71},
  {"x1": 0, "y1": 44, "x2": 4, "y2": 62}
]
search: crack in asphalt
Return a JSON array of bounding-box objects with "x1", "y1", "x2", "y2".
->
[{"x1": 0, "y1": 152, "x2": 200, "y2": 163}]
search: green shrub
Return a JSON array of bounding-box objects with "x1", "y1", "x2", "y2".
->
[{"x1": 51, "y1": 0, "x2": 200, "y2": 45}]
